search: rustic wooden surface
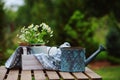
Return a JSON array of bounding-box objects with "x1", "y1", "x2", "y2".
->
[{"x1": 0, "y1": 66, "x2": 102, "y2": 80}]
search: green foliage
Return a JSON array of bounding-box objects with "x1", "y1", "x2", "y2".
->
[
  {"x1": 0, "y1": 1, "x2": 8, "y2": 61},
  {"x1": 0, "y1": 1, "x2": 5, "y2": 37},
  {"x1": 17, "y1": 23, "x2": 53, "y2": 44},
  {"x1": 0, "y1": 1, "x2": 6, "y2": 55},
  {"x1": 4, "y1": 49, "x2": 14, "y2": 59},
  {"x1": 5, "y1": 9, "x2": 17, "y2": 23},
  {"x1": 106, "y1": 15, "x2": 120, "y2": 59},
  {"x1": 95, "y1": 52, "x2": 108, "y2": 61},
  {"x1": 108, "y1": 56, "x2": 120, "y2": 64},
  {"x1": 15, "y1": 0, "x2": 86, "y2": 45},
  {"x1": 14, "y1": 0, "x2": 120, "y2": 46},
  {"x1": 64, "y1": 10, "x2": 98, "y2": 55},
  {"x1": 15, "y1": 0, "x2": 53, "y2": 26},
  {"x1": 82, "y1": 0, "x2": 120, "y2": 20},
  {"x1": 95, "y1": 66, "x2": 120, "y2": 80},
  {"x1": 93, "y1": 15, "x2": 110, "y2": 47}
]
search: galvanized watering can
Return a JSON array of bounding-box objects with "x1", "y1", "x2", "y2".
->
[{"x1": 60, "y1": 45, "x2": 105, "y2": 72}]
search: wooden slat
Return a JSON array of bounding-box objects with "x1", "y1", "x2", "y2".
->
[
  {"x1": 0, "y1": 66, "x2": 102, "y2": 80},
  {"x1": 21, "y1": 70, "x2": 32, "y2": 80},
  {"x1": 84, "y1": 67, "x2": 102, "y2": 80},
  {"x1": 0, "y1": 66, "x2": 7, "y2": 80},
  {"x1": 6, "y1": 70, "x2": 19, "y2": 80},
  {"x1": 59, "y1": 72, "x2": 75, "y2": 80},
  {"x1": 73, "y1": 72, "x2": 89, "y2": 80},
  {"x1": 46, "y1": 71, "x2": 60, "y2": 80},
  {"x1": 22, "y1": 55, "x2": 43, "y2": 70},
  {"x1": 34, "y1": 70, "x2": 46, "y2": 80}
]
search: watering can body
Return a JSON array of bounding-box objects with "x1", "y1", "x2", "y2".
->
[
  {"x1": 60, "y1": 45, "x2": 105, "y2": 72},
  {"x1": 60, "y1": 47, "x2": 85, "y2": 72}
]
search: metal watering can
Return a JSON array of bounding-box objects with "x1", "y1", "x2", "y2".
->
[{"x1": 60, "y1": 45, "x2": 105, "y2": 72}]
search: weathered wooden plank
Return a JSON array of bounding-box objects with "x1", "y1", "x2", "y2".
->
[
  {"x1": 34, "y1": 70, "x2": 46, "y2": 80},
  {"x1": 59, "y1": 72, "x2": 75, "y2": 80},
  {"x1": 0, "y1": 66, "x2": 7, "y2": 80},
  {"x1": 22, "y1": 55, "x2": 43, "y2": 70},
  {"x1": 46, "y1": 71, "x2": 60, "y2": 80},
  {"x1": 6, "y1": 70, "x2": 19, "y2": 80},
  {"x1": 72, "y1": 72, "x2": 89, "y2": 80},
  {"x1": 21, "y1": 70, "x2": 32, "y2": 80},
  {"x1": 84, "y1": 67, "x2": 102, "y2": 80},
  {"x1": 0, "y1": 66, "x2": 102, "y2": 80}
]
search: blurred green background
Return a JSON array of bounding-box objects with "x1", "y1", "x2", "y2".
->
[{"x1": 0, "y1": 0, "x2": 120, "y2": 79}]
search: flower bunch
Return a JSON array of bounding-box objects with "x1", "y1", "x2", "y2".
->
[{"x1": 17, "y1": 23, "x2": 53, "y2": 44}]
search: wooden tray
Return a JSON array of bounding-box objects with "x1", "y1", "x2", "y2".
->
[{"x1": 22, "y1": 55, "x2": 44, "y2": 70}]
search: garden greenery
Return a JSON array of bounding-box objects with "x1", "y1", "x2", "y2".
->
[{"x1": 17, "y1": 23, "x2": 53, "y2": 44}]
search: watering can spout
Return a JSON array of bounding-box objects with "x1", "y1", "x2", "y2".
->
[{"x1": 85, "y1": 45, "x2": 106, "y2": 66}]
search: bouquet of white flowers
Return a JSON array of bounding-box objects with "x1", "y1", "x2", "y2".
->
[{"x1": 17, "y1": 23, "x2": 53, "y2": 45}]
